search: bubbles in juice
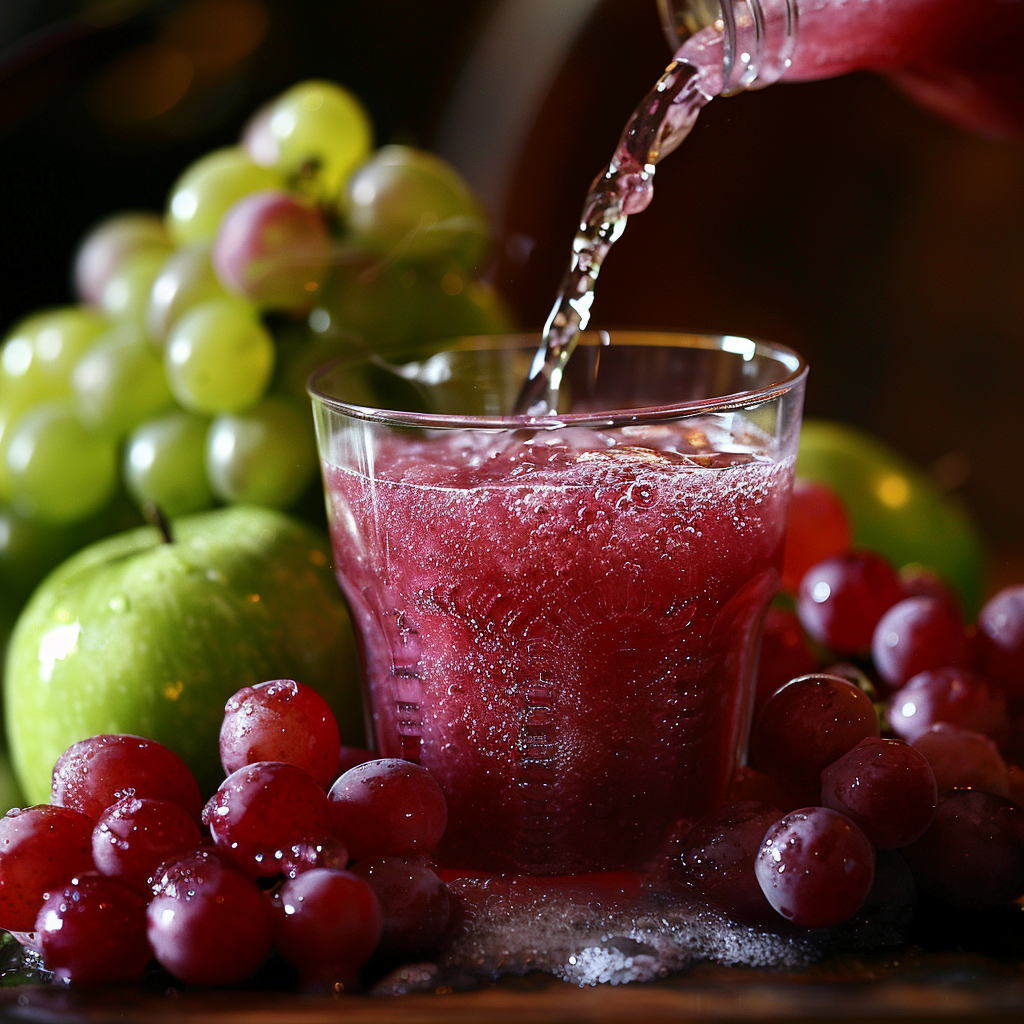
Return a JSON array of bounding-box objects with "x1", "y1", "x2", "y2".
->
[{"x1": 324, "y1": 417, "x2": 793, "y2": 874}]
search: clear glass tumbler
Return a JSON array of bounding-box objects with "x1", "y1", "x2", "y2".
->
[{"x1": 310, "y1": 331, "x2": 806, "y2": 875}]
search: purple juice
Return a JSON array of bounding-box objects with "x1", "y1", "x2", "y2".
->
[{"x1": 323, "y1": 417, "x2": 793, "y2": 874}]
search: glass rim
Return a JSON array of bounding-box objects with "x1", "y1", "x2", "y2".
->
[{"x1": 307, "y1": 330, "x2": 809, "y2": 430}]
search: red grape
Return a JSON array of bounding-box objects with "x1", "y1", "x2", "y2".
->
[
  {"x1": 870, "y1": 596, "x2": 971, "y2": 690},
  {"x1": 51, "y1": 735, "x2": 203, "y2": 822},
  {"x1": 220, "y1": 679, "x2": 341, "y2": 788},
  {"x1": 35, "y1": 874, "x2": 151, "y2": 984},
  {"x1": 753, "y1": 608, "x2": 819, "y2": 717},
  {"x1": 91, "y1": 797, "x2": 202, "y2": 891},
  {"x1": 797, "y1": 551, "x2": 904, "y2": 654},
  {"x1": 279, "y1": 837, "x2": 350, "y2": 878},
  {"x1": 898, "y1": 565, "x2": 960, "y2": 608},
  {"x1": 270, "y1": 868, "x2": 382, "y2": 985},
  {"x1": 749, "y1": 674, "x2": 880, "y2": 786},
  {"x1": 820, "y1": 737, "x2": 937, "y2": 849},
  {"x1": 350, "y1": 856, "x2": 451, "y2": 958},
  {"x1": 1009, "y1": 764, "x2": 1024, "y2": 808},
  {"x1": 755, "y1": 807, "x2": 875, "y2": 928},
  {"x1": 677, "y1": 801, "x2": 782, "y2": 922},
  {"x1": 213, "y1": 190, "x2": 331, "y2": 310},
  {"x1": 912, "y1": 723, "x2": 1010, "y2": 796},
  {"x1": 329, "y1": 759, "x2": 447, "y2": 861},
  {"x1": 902, "y1": 790, "x2": 1024, "y2": 908},
  {"x1": 726, "y1": 766, "x2": 805, "y2": 812},
  {"x1": 887, "y1": 667, "x2": 1008, "y2": 745},
  {"x1": 977, "y1": 586, "x2": 1024, "y2": 702},
  {"x1": 0, "y1": 805, "x2": 95, "y2": 931},
  {"x1": 336, "y1": 746, "x2": 375, "y2": 778},
  {"x1": 202, "y1": 761, "x2": 334, "y2": 877},
  {"x1": 780, "y1": 478, "x2": 852, "y2": 594},
  {"x1": 147, "y1": 849, "x2": 273, "y2": 985}
]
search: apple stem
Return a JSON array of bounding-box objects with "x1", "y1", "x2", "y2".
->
[{"x1": 143, "y1": 502, "x2": 174, "y2": 544}]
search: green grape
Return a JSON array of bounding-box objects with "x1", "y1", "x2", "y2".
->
[
  {"x1": 2, "y1": 313, "x2": 56, "y2": 408},
  {"x1": 417, "y1": 274, "x2": 514, "y2": 340},
  {"x1": 205, "y1": 396, "x2": 316, "y2": 509},
  {"x1": 312, "y1": 256, "x2": 430, "y2": 351},
  {"x1": 74, "y1": 212, "x2": 172, "y2": 307},
  {"x1": 255, "y1": 80, "x2": 373, "y2": 204},
  {"x1": 4, "y1": 401, "x2": 118, "y2": 524},
  {"x1": 164, "y1": 298, "x2": 274, "y2": 414},
  {"x1": 72, "y1": 323, "x2": 175, "y2": 438},
  {"x1": 30, "y1": 307, "x2": 110, "y2": 385},
  {"x1": 123, "y1": 410, "x2": 214, "y2": 517},
  {"x1": 346, "y1": 146, "x2": 490, "y2": 271},
  {"x1": 0, "y1": 503, "x2": 81, "y2": 610},
  {"x1": 0, "y1": 401, "x2": 26, "y2": 501},
  {"x1": 100, "y1": 249, "x2": 169, "y2": 327},
  {"x1": 166, "y1": 147, "x2": 283, "y2": 246},
  {"x1": 147, "y1": 241, "x2": 230, "y2": 344},
  {"x1": 273, "y1": 322, "x2": 358, "y2": 405}
]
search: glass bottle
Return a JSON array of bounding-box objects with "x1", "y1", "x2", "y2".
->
[{"x1": 659, "y1": 0, "x2": 1024, "y2": 137}]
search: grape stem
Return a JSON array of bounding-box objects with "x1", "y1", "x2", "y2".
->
[{"x1": 143, "y1": 502, "x2": 174, "y2": 544}]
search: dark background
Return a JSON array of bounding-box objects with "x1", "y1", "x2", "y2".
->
[{"x1": 2, "y1": 0, "x2": 1023, "y2": 559}]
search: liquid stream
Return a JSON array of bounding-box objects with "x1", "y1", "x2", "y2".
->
[{"x1": 516, "y1": 31, "x2": 724, "y2": 415}]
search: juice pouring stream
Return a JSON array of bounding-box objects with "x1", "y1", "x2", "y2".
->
[{"x1": 520, "y1": 0, "x2": 1024, "y2": 414}]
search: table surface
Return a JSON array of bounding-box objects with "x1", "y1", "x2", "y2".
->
[{"x1": 3, "y1": 920, "x2": 1023, "y2": 1024}]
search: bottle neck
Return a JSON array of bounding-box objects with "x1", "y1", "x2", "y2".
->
[{"x1": 659, "y1": 0, "x2": 798, "y2": 94}]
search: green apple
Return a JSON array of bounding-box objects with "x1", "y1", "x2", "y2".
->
[
  {"x1": 796, "y1": 420, "x2": 986, "y2": 615},
  {"x1": 4, "y1": 505, "x2": 363, "y2": 803}
]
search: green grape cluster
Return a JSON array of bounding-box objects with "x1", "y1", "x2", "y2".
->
[{"x1": 0, "y1": 78, "x2": 512, "y2": 602}]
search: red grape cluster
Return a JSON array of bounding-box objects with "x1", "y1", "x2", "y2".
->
[
  {"x1": 0, "y1": 679, "x2": 450, "y2": 988},
  {"x1": 683, "y1": 480, "x2": 1024, "y2": 929}
]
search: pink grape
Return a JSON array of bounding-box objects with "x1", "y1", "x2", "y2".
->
[
  {"x1": 755, "y1": 807, "x2": 875, "y2": 928},
  {"x1": 51, "y1": 734, "x2": 203, "y2": 822},
  {"x1": 329, "y1": 759, "x2": 447, "y2": 861},
  {"x1": 220, "y1": 679, "x2": 342, "y2": 788},
  {"x1": 977, "y1": 585, "x2": 1024, "y2": 702},
  {"x1": 820, "y1": 737, "x2": 937, "y2": 849},
  {"x1": 0, "y1": 805, "x2": 95, "y2": 931},
  {"x1": 91, "y1": 797, "x2": 202, "y2": 891},
  {"x1": 780, "y1": 478, "x2": 852, "y2": 595},
  {"x1": 350, "y1": 856, "x2": 451, "y2": 958},
  {"x1": 887, "y1": 667, "x2": 1009, "y2": 744},
  {"x1": 912, "y1": 723, "x2": 1010, "y2": 796},
  {"x1": 749, "y1": 674, "x2": 880, "y2": 786},
  {"x1": 35, "y1": 874, "x2": 151, "y2": 984},
  {"x1": 213, "y1": 190, "x2": 331, "y2": 310},
  {"x1": 753, "y1": 607, "x2": 819, "y2": 717},
  {"x1": 870, "y1": 596, "x2": 972, "y2": 690},
  {"x1": 202, "y1": 761, "x2": 334, "y2": 877},
  {"x1": 147, "y1": 849, "x2": 273, "y2": 985},
  {"x1": 677, "y1": 801, "x2": 782, "y2": 922},
  {"x1": 797, "y1": 550, "x2": 904, "y2": 654},
  {"x1": 270, "y1": 868, "x2": 382, "y2": 986},
  {"x1": 902, "y1": 790, "x2": 1024, "y2": 908}
]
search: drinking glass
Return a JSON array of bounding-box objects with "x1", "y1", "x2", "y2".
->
[{"x1": 310, "y1": 331, "x2": 806, "y2": 875}]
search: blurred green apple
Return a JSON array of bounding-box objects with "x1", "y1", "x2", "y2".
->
[
  {"x1": 796, "y1": 419, "x2": 986, "y2": 614},
  {"x1": 4, "y1": 505, "x2": 363, "y2": 802}
]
